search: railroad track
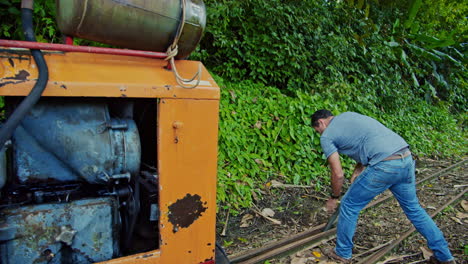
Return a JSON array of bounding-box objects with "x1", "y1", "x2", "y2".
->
[{"x1": 228, "y1": 159, "x2": 467, "y2": 264}]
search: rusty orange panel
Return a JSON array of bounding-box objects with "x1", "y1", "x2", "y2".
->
[
  {"x1": 0, "y1": 48, "x2": 219, "y2": 99},
  {"x1": 98, "y1": 251, "x2": 161, "y2": 264},
  {"x1": 158, "y1": 98, "x2": 219, "y2": 264}
]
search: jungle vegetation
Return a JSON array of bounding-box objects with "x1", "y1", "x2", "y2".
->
[{"x1": 0, "y1": 0, "x2": 466, "y2": 213}]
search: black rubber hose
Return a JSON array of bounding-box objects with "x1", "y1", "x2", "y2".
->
[
  {"x1": 215, "y1": 242, "x2": 231, "y2": 264},
  {"x1": 0, "y1": 7, "x2": 49, "y2": 150}
]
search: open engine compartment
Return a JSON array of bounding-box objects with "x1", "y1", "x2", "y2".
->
[{"x1": 0, "y1": 98, "x2": 159, "y2": 263}]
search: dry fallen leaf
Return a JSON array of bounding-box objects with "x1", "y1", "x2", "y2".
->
[
  {"x1": 254, "y1": 121, "x2": 262, "y2": 129},
  {"x1": 420, "y1": 246, "x2": 433, "y2": 260},
  {"x1": 461, "y1": 200, "x2": 468, "y2": 211},
  {"x1": 270, "y1": 180, "x2": 283, "y2": 187},
  {"x1": 229, "y1": 90, "x2": 236, "y2": 100},
  {"x1": 262, "y1": 208, "x2": 275, "y2": 217},
  {"x1": 239, "y1": 222, "x2": 250, "y2": 228},
  {"x1": 456, "y1": 212, "x2": 468, "y2": 219},
  {"x1": 240, "y1": 214, "x2": 254, "y2": 228},
  {"x1": 451, "y1": 216, "x2": 463, "y2": 225},
  {"x1": 290, "y1": 256, "x2": 307, "y2": 264}
]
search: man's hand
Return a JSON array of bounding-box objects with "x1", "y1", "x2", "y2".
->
[{"x1": 325, "y1": 198, "x2": 339, "y2": 214}]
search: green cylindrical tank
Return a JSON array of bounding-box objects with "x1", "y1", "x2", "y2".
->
[{"x1": 56, "y1": 0, "x2": 206, "y2": 59}]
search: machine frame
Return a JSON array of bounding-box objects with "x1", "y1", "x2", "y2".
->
[{"x1": 0, "y1": 47, "x2": 220, "y2": 264}]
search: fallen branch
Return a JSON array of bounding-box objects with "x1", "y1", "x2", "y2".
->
[
  {"x1": 354, "y1": 240, "x2": 393, "y2": 258},
  {"x1": 221, "y1": 210, "x2": 230, "y2": 237},
  {"x1": 307, "y1": 195, "x2": 328, "y2": 201},
  {"x1": 270, "y1": 180, "x2": 314, "y2": 189},
  {"x1": 380, "y1": 252, "x2": 420, "y2": 264},
  {"x1": 272, "y1": 184, "x2": 315, "y2": 188},
  {"x1": 252, "y1": 205, "x2": 281, "y2": 225}
]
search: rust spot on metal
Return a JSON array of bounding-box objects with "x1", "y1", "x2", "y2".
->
[
  {"x1": 0, "y1": 80, "x2": 25, "y2": 88},
  {"x1": 168, "y1": 194, "x2": 207, "y2": 233},
  {"x1": 199, "y1": 258, "x2": 214, "y2": 264},
  {"x1": 4, "y1": 69, "x2": 30, "y2": 80},
  {"x1": 135, "y1": 253, "x2": 154, "y2": 259}
]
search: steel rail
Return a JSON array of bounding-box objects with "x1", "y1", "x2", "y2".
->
[
  {"x1": 229, "y1": 224, "x2": 326, "y2": 263},
  {"x1": 237, "y1": 228, "x2": 336, "y2": 264},
  {"x1": 228, "y1": 159, "x2": 467, "y2": 264}
]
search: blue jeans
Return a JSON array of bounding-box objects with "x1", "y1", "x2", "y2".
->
[{"x1": 335, "y1": 156, "x2": 453, "y2": 262}]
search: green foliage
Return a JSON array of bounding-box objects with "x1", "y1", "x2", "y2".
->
[
  {"x1": 0, "y1": 0, "x2": 113, "y2": 47},
  {"x1": 215, "y1": 74, "x2": 465, "y2": 212},
  {"x1": 0, "y1": 0, "x2": 58, "y2": 42},
  {"x1": 193, "y1": 0, "x2": 466, "y2": 113},
  {"x1": 216, "y1": 77, "x2": 342, "y2": 212},
  {"x1": 0, "y1": 0, "x2": 465, "y2": 213},
  {"x1": 384, "y1": 0, "x2": 467, "y2": 113},
  {"x1": 200, "y1": 0, "x2": 466, "y2": 212}
]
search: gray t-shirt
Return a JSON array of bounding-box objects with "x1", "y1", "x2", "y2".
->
[{"x1": 320, "y1": 112, "x2": 408, "y2": 166}]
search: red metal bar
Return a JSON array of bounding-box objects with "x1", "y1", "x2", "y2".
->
[
  {"x1": 0, "y1": 39, "x2": 167, "y2": 59},
  {"x1": 64, "y1": 36, "x2": 74, "y2": 45}
]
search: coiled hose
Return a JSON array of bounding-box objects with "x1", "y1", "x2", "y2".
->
[{"x1": 0, "y1": 1, "x2": 48, "y2": 151}]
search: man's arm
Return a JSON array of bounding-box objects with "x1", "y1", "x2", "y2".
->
[
  {"x1": 328, "y1": 152, "x2": 344, "y2": 197},
  {"x1": 325, "y1": 152, "x2": 344, "y2": 213}
]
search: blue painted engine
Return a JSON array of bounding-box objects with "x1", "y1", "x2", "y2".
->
[
  {"x1": 12, "y1": 101, "x2": 140, "y2": 185},
  {"x1": 0, "y1": 99, "x2": 158, "y2": 264},
  {"x1": 0, "y1": 197, "x2": 120, "y2": 263}
]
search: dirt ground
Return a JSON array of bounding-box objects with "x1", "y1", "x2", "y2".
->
[{"x1": 216, "y1": 158, "x2": 467, "y2": 263}]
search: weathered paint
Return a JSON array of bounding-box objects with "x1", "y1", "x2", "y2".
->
[
  {"x1": 0, "y1": 47, "x2": 219, "y2": 264},
  {"x1": 12, "y1": 101, "x2": 141, "y2": 185},
  {"x1": 55, "y1": 0, "x2": 206, "y2": 59},
  {"x1": 168, "y1": 193, "x2": 208, "y2": 233},
  {"x1": 0, "y1": 69, "x2": 30, "y2": 88},
  {"x1": 157, "y1": 99, "x2": 219, "y2": 264},
  {"x1": 4, "y1": 69, "x2": 29, "y2": 80},
  {"x1": 0, "y1": 49, "x2": 220, "y2": 99},
  {"x1": 0, "y1": 197, "x2": 119, "y2": 264}
]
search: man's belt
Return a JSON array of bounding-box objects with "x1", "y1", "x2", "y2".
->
[{"x1": 383, "y1": 150, "x2": 411, "y2": 161}]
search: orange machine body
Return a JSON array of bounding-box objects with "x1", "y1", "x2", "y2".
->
[{"x1": 0, "y1": 47, "x2": 219, "y2": 264}]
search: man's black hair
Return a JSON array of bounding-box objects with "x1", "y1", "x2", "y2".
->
[{"x1": 311, "y1": 109, "x2": 333, "y2": 127}]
